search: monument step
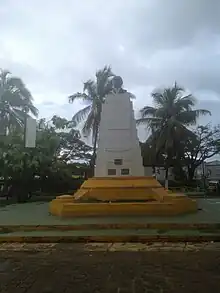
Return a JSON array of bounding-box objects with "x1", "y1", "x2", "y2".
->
[
  {"x1": 0, "y1": 228, "x2": 220, "y2": 243},
  {"x1": 1, "y1": 223, "x2": 220, "y2": 232}
]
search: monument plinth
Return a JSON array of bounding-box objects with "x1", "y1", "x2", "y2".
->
[{"x1": 49, "y1": 76, "x2": 197, "y2": 217}]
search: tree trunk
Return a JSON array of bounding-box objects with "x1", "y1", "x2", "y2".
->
[
  {"x1": 187, "y1": 166, "x2": 196, "y2": 182},
  {"x1": 165, "y1": 167, "x2": 169, "y2": 189},
  {"x1": 164, "y1": 151, "x2": 171, "y2": 190},
  {"x1": 152, "y1": 165, "x2": 156, "y2": 178},
  {"x1": 90, "y1": 126, "x2": 99, "y2": 175}
]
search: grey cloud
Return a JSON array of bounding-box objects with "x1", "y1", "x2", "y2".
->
[
  {"x1": 128, "y1": 0, "x2": 220, "y2": 52},
  {"x1": 197, "y1": 100, "x2": 220, "y2": 125},
  {"x1": 0, "y1": 0, "x2": 220, "y2": 128},
  {"x1": 37, "y1": 102, "x2": 73, "y2": 120}
]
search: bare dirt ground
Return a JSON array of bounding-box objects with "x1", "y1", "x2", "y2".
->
[{"x1": 0, "y1": 243, "x2": 220, "y2": 293}]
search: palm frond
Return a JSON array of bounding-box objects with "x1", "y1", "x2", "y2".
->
[
  {"x1": 176, "y1": 109, "x2": 211, "y2": 125},
  {"x1": 140, "y1": 106, "x2": 157, "y2": 118},
  {"x1": 71, "y1": 105, "x2": 91, "y2": 124},
  {"x1": 96, "y1": 66, "x2": 114, "y2": 97},
  {"x1": 68, "y1": 92, "x2": 90, "y2": 103},
  {"x1": 0, "y1": 69, "x2": 38, "y2": 130},
  {"x1": 194, "y1": 109, "x2": 211, "y2": 117},
  {"x1": 136, "y1": 117, "x2": 162, "y2": 128},
  {"x1": 140, "y1": 82, "x2": 212, "y2": 161},
  {"x1": 176, "y1": 111, "x2": 197, "y2": 125},
  {"x1": 5, "y1": 105, "x2": 24, "y2": 127},
  {"x1": 95, "y1": 65, "x2": 114, "y2": 81},
  {"x1": 27, "y1": 103, "x2": 38, "y2": 117},
  {"x1": 12, "y1": 108, "x2": 29, "y2": 121},
  {"x1": 0, "y1": 69, "x2": 11, "y2": 85},
  {"x1": 171, "y1": 82, "x2": 184, "y2": 98},
  {"x1": 1, "y1": 90, "x2": 24, "y2": 106},
  {"x1": 151, "y1": 91, "x2": 164, "y2": 106},
  {"x1": 7, "y1": 77, "x2": 33, "y2": 101},
  {"x1": 83, "y1": 80, "x2": 96, "y2": 97},
  {"x1": 68, "y1": 66, "x2": 115, "y2": 158},
  {"x1": 1, "y1": 90, "x2": 38, "y2": 117},
  {"x1": 175, "y1": 94, "x2": 196, "y2": 110},
  {"x1": 82, "y1": 111, "x2": 95, "y2": 136}
]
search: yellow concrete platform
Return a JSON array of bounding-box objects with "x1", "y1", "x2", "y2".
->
[{"x1": 49, "y1": 176, "x2": 197, "y2": 217}]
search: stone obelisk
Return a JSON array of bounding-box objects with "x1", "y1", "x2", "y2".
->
[
  {"x1": 95, "y1": 76, "x2": 144, "y2": 177},
  {"x1": 49, "y1": 77, "x2": 197, "y2": 217}
]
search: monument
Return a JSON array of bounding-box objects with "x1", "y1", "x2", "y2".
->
[
  {"x1": 49, "y1": 76, "x2": 197, "y2": 217},
  {"x1": 95, "y1": 76, "x2": 144, "y2": 178}
]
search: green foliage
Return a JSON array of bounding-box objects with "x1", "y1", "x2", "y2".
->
[
  {"x1": 138, "y1": 83, "x2": 211, "y2": 185},
  {"x1": 0, "y1": 69, "x2": 38, "y2": 135},
  {"x1": 68, "y1": 66, "x2": 114, "y2": 167},
  {"x1": 1, "y1": 67, "x2": 219, "y2": 196},
  {"x1": 0, "y1": 115, "x2": 92, "y2": 201},
  {"x1": 140, "y1": 141, "x2": 165, "y2": 167},
  {"x1": 177, "y1": 124, "x2": 220, "y2": 180},
  {"x1": 137, "y1": 82, "x2": 210, "y2": 156}
]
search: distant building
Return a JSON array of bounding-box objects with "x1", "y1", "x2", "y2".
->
[
  {"x1": 144, "y1": 160, "x2": 220, "y2": 181},
  {"x1": 144, "y1": 166, "x2": 175, "y2": 180},
  {"x1": 205, "y1": 160, "x2": 220, "y2": 180}
]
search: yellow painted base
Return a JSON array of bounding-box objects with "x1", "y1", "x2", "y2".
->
[{"x1": 49, "y1": 176, "x2": 197, "y2": 217}]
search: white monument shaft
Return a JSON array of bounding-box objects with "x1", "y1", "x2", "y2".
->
[{"x1": 95, "y1": 90, "x2": 144, "y2": 177}]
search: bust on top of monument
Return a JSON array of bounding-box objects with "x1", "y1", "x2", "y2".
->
[{"x1": 110, "y1": 76, "x2": 135, "y2": 99}]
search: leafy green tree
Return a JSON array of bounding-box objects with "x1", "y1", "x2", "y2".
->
[
  {"x1": 0, "y1": 69, "x2": 38, "y2": 134},
  {"x1": 68, "y1": 66, "x2": 114, "y2": 169},
  {"x1": 38, "y1": 115, "x2": 92, "y2": 163},
  {"x1": 0, "y1": 116, "x2": 92, "y2": 201},
  {"x1": 177, "y1": 124, "x2": 220, "y2": 181},
  {"x1": 140, "y1": 139, "x2": 165, "y2": 174},
  {"x1": 137, "y1": 82, "x2": 210, "y2": 188}
]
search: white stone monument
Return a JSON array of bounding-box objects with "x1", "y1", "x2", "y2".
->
[
  {"x1": 25, "y1": 116, "x2": 36, "y2": 148},
  {"x1": 49, "y1": 76, "x2": 197, "y2": 217},
  {"x1": 95, "y1": 76, "x2": 144, "y2": 177}
]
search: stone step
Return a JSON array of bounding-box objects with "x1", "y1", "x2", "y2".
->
[{"x1": 0, "y1": 229, "x2": 220, "y2": 243}]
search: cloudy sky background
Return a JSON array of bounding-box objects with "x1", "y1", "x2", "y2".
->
[{"x1": 1, "y1": 0, "x2": 220, "y2": 142}]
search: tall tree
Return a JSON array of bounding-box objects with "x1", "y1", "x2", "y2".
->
[
  {"x1": 0, "y1": 115, "x2": 92, "y2": 201},
  {"x1": 0, "y1": 69, "x2": 38, "y2": 134},
  {"x1": 37, "y1": 115, "x2": 92, "y2": 164},
  {"x1": 137, "y1": 82, "x2": 210, "y2": 188},
  {"x1": 177, "y1": 124, "x2": 220, "y2": 181},
  {"x1": 68, "y1": 66, "x2": 114, "y2": 169}
]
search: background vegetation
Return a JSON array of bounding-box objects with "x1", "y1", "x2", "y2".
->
[{"x1": 1, "y1": 66, "x2": 220, "y2": 202}]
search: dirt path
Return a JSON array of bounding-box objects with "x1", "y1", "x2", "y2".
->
[{"x1": 0, "y1": 244, "x2": 220, "y2": 292}]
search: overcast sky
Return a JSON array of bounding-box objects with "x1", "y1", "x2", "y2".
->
[{"x1": 1, "y1": 0, "x2": 220, "y2": 141}]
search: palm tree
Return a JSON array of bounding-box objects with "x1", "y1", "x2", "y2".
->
[
  {"x1": 137, "y1": 82, "x2": 211, "y2": 188},
  {"x1": 0, "y1": 69, "x2": 38, "y2": 135},
  {"x1": 68, "y1": 66, "x2": 114, "y2": 169}
]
